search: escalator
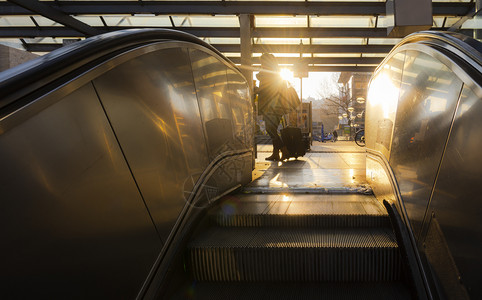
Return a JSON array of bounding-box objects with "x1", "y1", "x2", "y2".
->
[
  {"x1": 2, "y1": 28, "x2": 482, "y2": 299},
  {"x1": 168, "y1": 192, "x2": 413, "y2": 299}
]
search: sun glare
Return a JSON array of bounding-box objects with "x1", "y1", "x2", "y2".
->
[{"x1": 280, "y1": 68, "x2": 294, "y2": 82}]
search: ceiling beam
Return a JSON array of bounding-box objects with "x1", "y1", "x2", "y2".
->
[
  {"x1": 24, "y1": 43, "x2": 393, "y2": 54},
  {"x1": 24, "y1": 43, "x2": 61, "y2": 52},
  {"x1": 252, "y1": 27, "x2": 389, "y2": 38},
  {"x1": 0, "y1": 27, "x2": 84, "y2": 38},
  {"x1": 308, "y1": 66, "x2": 375, "y2": 72},
  {"x1": 251, "y1": 44, "x2": 393, "y2": 53},
  {"x1": 230, "y1": 57, "x2": 383, "y2": 65},
  {"x1": 0, "y1": 1, "x2": 473, "y2": 16},
  {"x1": 0, "y1": 26, "x2": 397, "y2": 38},
  {"x1": 1, "y1": 26, "x2": 473, "y2": 39},
  {"x1": 284, "y1": 66, "x2": 377, "y2": 72},
  {"x1": 7, "y1": 0, "x2": 100, "y2": 36},
  {"x1": 0, "y1": 26, "x2": 383, "y2": 38}
]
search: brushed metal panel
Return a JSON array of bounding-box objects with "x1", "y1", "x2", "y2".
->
[
  {"x1": 366, "y1": 52, "x2": 405, "y2": 159},
  {"x1": 389, "y1": 50, "x2": 463, "y2": 238},
  {"x1": 93, "y1": 47, "x2": 209, "y2": 240},
  {"x1": 0, "y1": 83, "x2": 161, "y2": 299},
  {"x1": 227, "y1": 68, "x2": 254, "y2": 151},
  {"x1": 190, "y1": 48, "x2": 236, "y2": 159},
  {"x1": 366, "y1": 154, "x2": 398, "y2": 205},
  {"x1": 424, "y1": 84, "x2": 482, "y2": 299}
]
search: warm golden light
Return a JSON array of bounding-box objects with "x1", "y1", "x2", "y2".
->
[
  {"x1": 280, "y1": 68, "x2": 294, "y2": 82},
  {"x1": 367, "y1": 72, "x2": 399, "y2": 119}
]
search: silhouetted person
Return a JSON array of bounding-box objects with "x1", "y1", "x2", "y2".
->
[
  {"x1": 256, "y1": 53, "x2": 286, "y2": 161},
  {"x1": 333, "y1": 130, "x2": 338, "y2": 142}
]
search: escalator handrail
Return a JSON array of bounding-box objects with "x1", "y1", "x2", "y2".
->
[
  {"x1": 376, "y1": 30, "x2": 482, "y2": 74},
  {"x1": 0, "y1": 28, "x2": 236, "y2": 112}
]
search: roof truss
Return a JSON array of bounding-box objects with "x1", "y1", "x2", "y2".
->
[{"x1": 0, "y1": 1, "x2": 478, "y2": 73}]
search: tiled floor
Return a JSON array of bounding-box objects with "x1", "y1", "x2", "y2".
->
[{"x1": 249, "y1": 141, "x2": 368, "y2": 192}]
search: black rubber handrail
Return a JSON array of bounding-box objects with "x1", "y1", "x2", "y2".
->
[
  {"x1": 376, "y1": 31, "x2": 482, "y2": 74},
  {"x1": 0, "y1": 28, "x2": 235, "y2": 111}
]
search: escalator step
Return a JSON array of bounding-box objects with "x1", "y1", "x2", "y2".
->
[
  {"x1": 211, "y1": 213, "x2": 390, "y2": 228},
  {"x1": 188, "y1": 227, "x2": 401, "y2": 282},
  {"x1": 171, "y1": 282, "x2": 412, "y2": 300}
]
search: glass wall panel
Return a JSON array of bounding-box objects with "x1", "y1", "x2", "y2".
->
[
  {"x1": 311, "y1": 38, "x2": 364, "y2": 45},
  {"x1": 255, "y1": 16, "x2": 307, "y2": 27},
  {"x1": 172, "y1": 16, "x2": 239, "y2": 27},
  {"x1": 389, "y1": 50, "x2": 463, "y2": 238},
  {"x1": 310, "y1": 16, "x2": 376, "y2": 28},
  {"x1": 255, "y1": 38, "x2": 311, "y2": 45},
  {"x1": 368, "y1": 38, "x2": 403, "y2": 45},
  {"x1": 0, "y1": 16, "x2": 35, "y2": 26},
  {"x1": 102, "y1": 15, "x2": 172, "y2": 27},
  {"x1": 314, "y1": 53, "x2": 361, "y2": 57},
  {"x1": 72, "y1": 16, "x2": 105, "y2": 27}
]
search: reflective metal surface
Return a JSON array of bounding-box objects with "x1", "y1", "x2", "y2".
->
[
  {"x1": 367, "y1": 36, "x2": 482, "y2": 299},
  {"x1": 390, "y1": 50, "x2": 463, "y2": 238},
  {"x1": 227, "y1": 68, "x2": 253, "y2": 150},
  {"x1": 93, "y1": 47, "x2": 209, "y2": 240},
  {"x1": 366, "y1": 51, "x2": 405, "y2": 159},
  {"x1": 190, "y1": 48, "x2": 234, "y2": 159},
  {"x1": 422, "y1": 84, "x2": 482, "y2": 298},
  {"x1": 1, "y1": 37, "x2": 253, "y2": 298},
  {"x1": 0, "y1": 83, "x2": 161, "y2": 299},
  {"x1": 366, "y1": 154, "x2": 398, "y2": 205}
]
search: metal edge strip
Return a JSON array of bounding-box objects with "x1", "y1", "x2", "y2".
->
[
  {"x1": 137, "y1": 148, "x2": 253, "y2": 299},
  {"x1": 0, "y1": 40, "x2": 247, "y2": 135},
  {"x1": 366, "y1": 148, "x2": 433, "y2": 300}
]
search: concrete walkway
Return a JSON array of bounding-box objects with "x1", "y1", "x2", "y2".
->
[{"x1": 248, "y1": 141, "x2": 369, "y2": 193}]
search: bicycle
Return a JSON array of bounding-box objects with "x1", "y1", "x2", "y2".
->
[{"x1": 354, "y1": 128, "x2": 365, "y2": 147}]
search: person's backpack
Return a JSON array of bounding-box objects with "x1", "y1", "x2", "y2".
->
[{"x1": 273, "y1": 81, "x2": 301, "y2": 115}]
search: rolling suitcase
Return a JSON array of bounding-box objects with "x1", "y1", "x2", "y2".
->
[{"x1": 280, "y1": 126, "x2": 306, "y2": 160}]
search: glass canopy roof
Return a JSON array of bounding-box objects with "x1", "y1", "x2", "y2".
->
[{"x1": 0, "y1": 0, "x2": 480, "y2": 72}]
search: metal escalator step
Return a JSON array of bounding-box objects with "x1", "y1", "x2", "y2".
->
[
  {"x1": 211, "y1": 213, "x2": 390, "y2": 228},
  {"x1": 188, "y1": 227, "x2": 401, "y2": 282},
  {"x1": 171, "y1": 282, "x2": 412, "y2": 300}
]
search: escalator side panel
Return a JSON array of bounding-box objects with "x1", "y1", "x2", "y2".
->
[
  {"x1": 389, "y1": 50, "x2": 463, "y2": 239},
  {"x1": 92, "y1": 47, "x2": 210, "y2": 240},
  {"x1": 423, "y1": 84, "x2": 482, "y2": 299},
  {"x1": 367, "y1": 37, "x2": 482, "y2": 299},
  {"x1": 0, "y1": 83, "x2": 162, "y2": 299}
]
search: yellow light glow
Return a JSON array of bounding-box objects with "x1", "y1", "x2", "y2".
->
[
  {"x1": 367, "y1": 72, "x2": 399, "y2": 119},
  {"x1": 349, "y1": 169, "x2": 355, "y2": 183},
  {"x1": 280, "y1": 68, "x2": 294, "y2": 82},
  {"x1": 268, "y1": 173, "x2": 288, "y2": 188}
]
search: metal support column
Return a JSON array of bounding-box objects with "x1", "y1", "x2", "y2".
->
[
  {"x1": 476, "y1": 0, "x2": 482, "y2": 40},
  {"x1": 239, "y1": 14, "x2": 256, "y2": 162},
  {"x1": 239, "y1": 14, "x2": 253, "y2": 93}
]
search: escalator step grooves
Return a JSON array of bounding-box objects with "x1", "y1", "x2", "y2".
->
[
  {"x1": 172, "y1": 282, "x2": 412, "y2": 300},
  {"x1": 190, "y1": 247, "x2": 401, "y2": 282},
  {"x1": 211, "y1": 214, "x2": 390, "y2": 228},
  {"x1": 188, "y1": 228, "x2": 401, "y2": 282}
]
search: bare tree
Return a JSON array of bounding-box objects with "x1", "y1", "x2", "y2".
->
[{"x1": 317, "y1": 73, "x2": 354, "y2": 128}]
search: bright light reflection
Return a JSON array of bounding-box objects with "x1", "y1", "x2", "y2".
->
[
  {"x1": 280, "y1": 68, "x2": 294, "y2": 82},
  {"x1": 268, "y1": 173, "x2": 288, "y2": 188},
  {"x1": 282, "y1": 195, "x2": 290, "y2": 202},
  {"x1": 349, "y1": 169, "x2": 355, "y2": 183},
  {"x1": 367, "y1": 72, "x2": 399, "y2": 119}
]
